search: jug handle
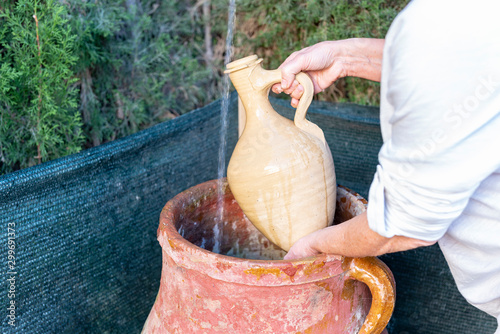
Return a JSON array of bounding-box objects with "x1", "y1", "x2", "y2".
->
[
  {"x1": 342, "y1": 257, "x2": 396, "y2": 334},
  {"x1": 256, "y1": 69, "x2": 327, "y2": 145}
]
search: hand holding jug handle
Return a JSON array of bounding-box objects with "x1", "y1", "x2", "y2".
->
[
  {"x1": 260, "y1": 69, "x2": 327, "y2": 145},
  {"x1": 342, "y1": 257, "x2": 396, "y2": 334},
  {"x1": 292, "y1": 72, "x2": 327, "y2": 144}
]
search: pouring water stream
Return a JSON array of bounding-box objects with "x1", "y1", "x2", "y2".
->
[{"x1": 215, "y1": 0, "x2": 237, "y2": 253}]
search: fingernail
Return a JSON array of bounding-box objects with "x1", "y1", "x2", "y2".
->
[{"x1": 281, "y1": 80, "x2": 288, "y2": 89}]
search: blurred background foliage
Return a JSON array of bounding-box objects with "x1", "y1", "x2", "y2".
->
[{"x1": 0, "y1": 0, "x2": 408, "y2": 174}]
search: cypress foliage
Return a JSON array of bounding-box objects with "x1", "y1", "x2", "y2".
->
[{"x1": 0, "y1": 0, "x2": 83, "y2": 174}]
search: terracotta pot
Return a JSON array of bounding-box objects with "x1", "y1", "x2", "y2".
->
[
  {"x1": 142, "y1": 179, "x2": 395, "y2": 334},
  {"x1": 225, "y1": 55, "x2": 336, "y2": 251}
]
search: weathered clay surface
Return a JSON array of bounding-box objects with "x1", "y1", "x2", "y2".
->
[{"x1": 142, "y1": 179, "x2": 394, "y2": 334}]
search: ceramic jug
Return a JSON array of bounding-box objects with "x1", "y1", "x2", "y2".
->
[{"x1": 225, "y1": 55, "x2": 336, "y2": 251}]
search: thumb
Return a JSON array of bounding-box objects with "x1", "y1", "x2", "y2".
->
[
  {"x1": 280, "y1": 54, "x2": 308, "y2": 90},
  {"x1": 283, "y1": 250, "x2": 299, "y2": 261}
]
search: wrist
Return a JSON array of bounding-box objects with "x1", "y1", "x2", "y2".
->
[{"x1": 331, "y1": 38, "x2": 384, "y2": 82}]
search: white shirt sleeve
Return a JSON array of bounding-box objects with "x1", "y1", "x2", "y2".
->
[{"x1": 367, "y1": 0, "x2": 500, "y2": 241}]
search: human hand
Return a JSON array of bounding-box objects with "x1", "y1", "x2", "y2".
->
[
  {"x1": 284, "y1": 210, "x2": 436, "y2": 261},
  {"x1": 283, "y1": 230, "x2": 322, "y2": 260},
  {"x1": 272, "y1": 38, "x2": 384, "y2": 107},
  {"x1": 271, "y1": 41, "x2": 347, "y2": 108}
]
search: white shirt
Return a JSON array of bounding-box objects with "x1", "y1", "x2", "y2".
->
[{"x1": 366, "y1": 0, "x2": 500, "y2": 331}]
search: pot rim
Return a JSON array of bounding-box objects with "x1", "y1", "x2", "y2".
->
[{"x1": 157, "y1": 178, "x2": 367, "y2": 285}]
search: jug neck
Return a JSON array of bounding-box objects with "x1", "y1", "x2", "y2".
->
[{"x1": 226, "y1": 55, "x2": 277, "y2": 109}]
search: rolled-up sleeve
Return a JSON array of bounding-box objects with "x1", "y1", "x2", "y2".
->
[{"x1": 368, "y1": 163, "x2": 475, "y2": 241}]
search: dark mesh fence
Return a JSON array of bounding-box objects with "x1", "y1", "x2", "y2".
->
[{"x1": 1, "y1": 92, "x2": 496, "y2": 333}]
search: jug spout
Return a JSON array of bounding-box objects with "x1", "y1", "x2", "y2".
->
[
  {"x1": 225, "y1": 54, "x2": 262, "y2": 74},
  {"x1": 225, "y1": 55, "x2": 281, "y2": 102}
]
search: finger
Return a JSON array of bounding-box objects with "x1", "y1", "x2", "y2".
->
[
  {"x1": 284, "y1": 250, "x2": 299, "y2": 260},
  {"x1": 289, "y1": 84, "x2": 304, "y2": 100},
  {"x1": 283, "y1": 79, "x2": 300, "y2": 95},
  {"x1": 278, "y1": 46, "x2": 312, "y2": 71},
  {"x1": 271, "y1": 83, "x2": 283, "y2": 94},
  {"x1": 280, "y1": 53, "x2": 309, "y2": 90},
  {"x1": 291, "y1": 98, "x2": 299, "y2": 108}
]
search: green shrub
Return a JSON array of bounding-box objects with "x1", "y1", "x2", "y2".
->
[
  {"x1": 67, "y1": 0, "x2": 214, "y2": 148},
  {"x1": 232, "y1": 0, "x2": 409, "y2": 104},
  {"x1": 0, "y1": 0, "x2": 83, "y2": 174},
  {"x1": 0, "y1": 0, "x2": 409, "y2": 175}
]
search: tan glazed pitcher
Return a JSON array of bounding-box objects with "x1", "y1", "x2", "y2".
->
[{"x1": 225, "y1": 55, "x2": 336, "y2": 251}]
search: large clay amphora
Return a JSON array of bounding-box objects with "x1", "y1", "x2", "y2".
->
[
  {"x1": 141, "y1": 179, "x2": 395, "y2": 334},
  {"x1": 225, "y1": 55, "x2": 336, "y2": 251}
]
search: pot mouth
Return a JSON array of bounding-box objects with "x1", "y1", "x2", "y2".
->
[
  {"x1": 157, "y1": 179, "x2": 368, "y2": 285},
  {"x1": 159, "y1": 179, "x2": 342, "y2": 261},
  {"x1": 158, "y1": 179, "x2": 365, "y2": 262},
  {"x1": 224, "y1": 55, "x2": 263, "y2": 74}
]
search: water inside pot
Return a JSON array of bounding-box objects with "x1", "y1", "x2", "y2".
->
[
  {"x1": 175, "y1": 185, "x2": 353, "y2": 260},
  {"x1": 176, "y1": 188, "x2": 286, "y2": 260}
]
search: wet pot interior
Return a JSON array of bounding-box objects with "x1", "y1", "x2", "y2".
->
[{"x1": 174, "y1": 181, "x2": 364, "y2": 260}]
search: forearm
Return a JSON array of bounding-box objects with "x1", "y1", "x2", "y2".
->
[
  {"x1": 334, "y1": 38, "x2": 384, "y2": 82},
  {"x1": 309, "y1": 211, "x2": 435, "y2": 258}
]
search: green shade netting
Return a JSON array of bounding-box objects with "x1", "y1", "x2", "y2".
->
[{"x1": 0, "y1": 93, "x2": 496, "y2": 333}]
